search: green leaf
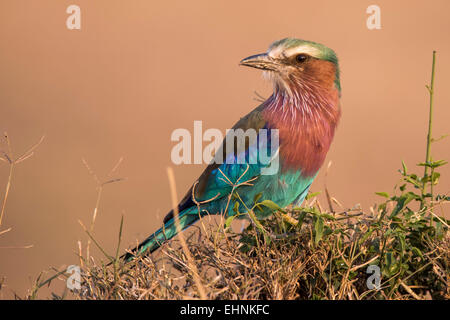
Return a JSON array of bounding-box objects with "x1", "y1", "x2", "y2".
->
[
  {"x1": 296, "y1": 211, "x2": 307, "y2": 230},
  {"x1": 233, "y1": 201, "x2": 240, "y2": 213},
  {"x1": 430, "y1": 134, "x2": 448, "y2": 143},
  {"x1": 306, "y1": 191, "x2": 321, "y2": 200},
  {"x1": 323, "y1": 226, "x2": 333, "y2": 237},
  {"x1": 396, "y1": 232, "x2": 406, "y2": 254},
  {"x1": 411, "y1": 247, "x2": 423, "y2": 258},
  {"x1": 436, "y1": 195, "x2": 450, "y2": 201},
  {"x1": 314, "y1": 216, "x2": 324, "y2": 245},
  {"x1": 404, "y1": 175, "x2": 421, "y2": 188},
  {"x1": 435, "y1": 221, "x2": 444, "y2": 240},
  {"x1": 431, "y1": 172, "x2": 440, "y2": 185},
  {"x1": 401, "y1": 161, "x2": 408, "y2": 175},
  {"x1": 258, "y1": 200, "x2": 285, "y2": 213},
  {"x1": 390, "y1": 193, "x2": 416, "y2": 218},
  {"x1": 384, "y1": 252, "x2": 394, "y2": 276},
  {"x1": 375, "y1": 192, "x2": 390, "y2": 198},
  {"x1": 320, "y1": 213, "x2": 336, "y2": 221},
  {"x1": 253, "y1": 192, "x2": 262, "y2": 204},
  {"x1": 225, "y1": 215, "x2": 236, "y2": 229},
  {"x1": 417, "y1": 160, "x2": 448, "y2": 169}
]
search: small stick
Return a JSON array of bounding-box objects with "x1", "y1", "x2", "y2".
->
[
  {"x1": 324, "y1": 161, "x2": 335, "y2": 213},
  {"x1": 399, "y1": 279, "x2": 422, "y2": 300},
  {"x1": 167, "y1": 167, "x2": 207, "y2": 299}
]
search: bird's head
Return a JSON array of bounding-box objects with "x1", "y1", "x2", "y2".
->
[{"x1": 240, "y1": 38, "x2": 340, "y2": 97}]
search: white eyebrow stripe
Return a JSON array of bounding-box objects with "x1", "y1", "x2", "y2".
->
[{"x1": 268, "y1": 45, "x2": 321, "y2": 59}]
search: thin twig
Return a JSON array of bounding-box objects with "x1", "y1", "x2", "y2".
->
[
  {"x1": 0, "y1": 133, "x2": 45, "y2": 227},
  {"x1": 167, "y1": 167, "x2": 207, "y2": 299},
  {"x1": 399, "y1": 279, "x2": 422, "y2": 300},
  {"x1": 81, "y1": 157, "x2": 125, "y2": 261},
  {"x1": 421, "y1": 51, "x2": 436, "y2": 214},
  {"x1": 324, "y1": 161, "x2": 335, "y2": 213}
]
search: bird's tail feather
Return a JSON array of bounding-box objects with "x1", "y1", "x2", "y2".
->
[{"x1": 123, "y1": 207, "x2": 200, "y2": 262}]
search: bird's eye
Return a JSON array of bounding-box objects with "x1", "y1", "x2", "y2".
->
[{"x1": 295, "y1": 54, "x2": 308, "y2": 63}]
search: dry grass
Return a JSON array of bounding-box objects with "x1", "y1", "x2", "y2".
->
[{"x1": 31, "y1": 192, "x2": 447, "y2": 300}]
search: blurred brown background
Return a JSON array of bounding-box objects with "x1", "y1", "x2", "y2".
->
[{"x1": 0, "y1": 0, "x2": 449, "y2": 298}]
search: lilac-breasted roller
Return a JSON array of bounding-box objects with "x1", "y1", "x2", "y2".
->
[{"x1": 124, "y1": 38, "x2": 341, "y2": 261}]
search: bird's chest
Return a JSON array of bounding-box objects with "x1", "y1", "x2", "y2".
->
[{"x1": 263, "y1": 109, "x2": 337, "y2": 178}]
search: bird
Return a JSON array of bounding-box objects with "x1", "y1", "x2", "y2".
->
[{"x1": 124, "y1": 38, "x2": 341, "y2": 261}]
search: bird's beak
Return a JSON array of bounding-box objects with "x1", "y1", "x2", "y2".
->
[{"x1": 239, "y1": 53, "x2": 278, "y2": 71}]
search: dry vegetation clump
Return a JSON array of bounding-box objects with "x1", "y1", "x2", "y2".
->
[{"x1": 55, "y1": 190, "x2": 448, "y2": 300}]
